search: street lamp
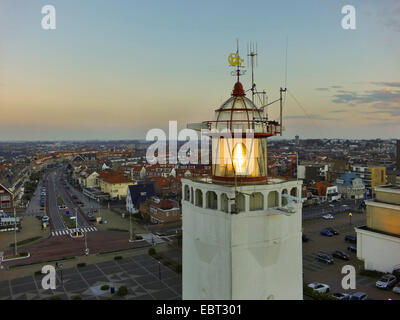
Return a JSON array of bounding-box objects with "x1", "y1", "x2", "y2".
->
[
  {"x1": 75, "y1": 207, "x2": 79, "y2": 236},
  {"x1": 158, "y1": 261, "x2": 161, "y2": 280},
  {"x1": 84, "y1": 231, "x2": 89, "y2": 255},
  {"x1": 57, "y1": 263, "x2": 63, "y2": 286},
  {"x1": 349, "y1": 212, "x2": 352, "y2": 225},
  {"x1": 129, "y1": 210, "x2": 134, "y2": 243},
  {"x1": 13, "y1": 205, "x2": 18, "y2": 257}
]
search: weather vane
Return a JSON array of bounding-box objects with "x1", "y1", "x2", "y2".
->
[{"x1": 228, "y1": 39, "x2": 246, "y2": 80}]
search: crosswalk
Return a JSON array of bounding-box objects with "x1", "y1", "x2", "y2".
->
[{"x1": 51, "y1": 226, "x2": 98, "y2": 237}]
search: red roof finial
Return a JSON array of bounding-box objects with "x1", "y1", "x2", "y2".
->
[{"x1": 232, "y1": 81, "x2": 245, "y2": 96}]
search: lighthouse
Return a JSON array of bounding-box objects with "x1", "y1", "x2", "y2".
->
[{"x1": 181, "y1": 45, "x2": 303, "y2": 300}]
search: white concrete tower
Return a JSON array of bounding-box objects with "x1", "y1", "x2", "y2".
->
[{"x1": 182, "y1": 50, "x2": 303, "y2": 300}]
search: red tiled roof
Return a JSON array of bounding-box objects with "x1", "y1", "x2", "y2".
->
[{"x1": 98, "y1": 171, "x2": 133, "y2": 184}]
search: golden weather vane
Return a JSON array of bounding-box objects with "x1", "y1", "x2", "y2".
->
[{"x1": 228, "y1": 52, "x2": 244, "y2": 67}]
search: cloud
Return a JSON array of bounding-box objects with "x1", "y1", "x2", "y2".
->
[
  {"x1": 371, "y1": 81, "x2": 400, "y2": 88},
  {"x1": 330, "y1": 81, "x2": 400, "y2": 118},
  {"x1": 315, "y1": 88, "x2": 330, "y2": 91},
  {"x1": 330, "y1": 85, "x2": 343, "y2": 89},
  {"x1": 376, "y1": 1, "x2": 400, "y2": 32},
  {"x1": 332, "y1": 88, "x2": 400, "y2": 105},
  {"x1": 286, "y1": 114, "x2": 334, "y2": 121},
  {"x1": 328, "y1": 109, "x2": 346, "y2": 113}
]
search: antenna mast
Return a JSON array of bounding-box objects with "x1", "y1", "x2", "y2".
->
[{"x1": 247, "y1": 42, "x2": 258, "y2": 103}]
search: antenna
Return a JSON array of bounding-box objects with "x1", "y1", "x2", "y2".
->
[{"x1": 247, "y1": 42, "x2": 258, "y2": 102}]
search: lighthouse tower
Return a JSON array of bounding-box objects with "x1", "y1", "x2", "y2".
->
[{"x1": 182, "y1": 47, "x2": 303, "y2": 300}]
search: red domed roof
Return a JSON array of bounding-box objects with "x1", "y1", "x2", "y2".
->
[{"x1": 232, "y1": 81, "x2": 245, "y2": 96}]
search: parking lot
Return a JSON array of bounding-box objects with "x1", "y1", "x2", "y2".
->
[
  {"x1": 0, "y1": 253, "x2": 181, "y2": 300},
  {"x1": 303, "y1": 210, "x2": 399, "y2": 300}
]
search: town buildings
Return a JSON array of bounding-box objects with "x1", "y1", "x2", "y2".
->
[
  {"x1": 140, "y1": 197, "x2": 181, "y2": 225},
  {"x1": 0, "y1": 182, "x2": 13, "y2": 213},
  {"x1": 126, "y1": 182, "x2": 156, "y2": 214},
  {"x1": 333, "y1": 172, "x2": 365, "y2": 200}
]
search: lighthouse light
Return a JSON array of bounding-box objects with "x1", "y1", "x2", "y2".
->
[{"x1": 233, "y1": 142, "x2": 247, "y2": 175}]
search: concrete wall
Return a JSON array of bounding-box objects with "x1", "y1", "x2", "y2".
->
[
  {"x1": 375, "y1": 190, "x2": 400, "y2": 206},
  {"x1": 182, "y1": 201, "x2": 232, "y2": 300},
  {"x1": 357, "y1": 228, "x2": 400, "y2": 273},
  {"x1": 366, "y1": 202, "x2": 400, "y2": 235},
  {"x1": 231, "y1": 211, "x2": 303, "y2": 300}
]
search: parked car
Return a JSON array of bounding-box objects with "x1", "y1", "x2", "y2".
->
[
  {"x1": 42, "y1": 216, "x2": 50, "y2": 223},
  {"x1": 316, "y1": 252, "x2": 334, "y2": 264},
  {"x1": 308, "y1": 283, "x2": 330, "y2": 293},
  {"x1": 345, "y1": 235, "x2": 357, "y2": 243},
  {"x1": 320, "y1": 228, "x2": 334, "y2": 237},
  {"x1": 350, "y1": 292, "x2": 368, "y2": 300},
  {"x1": 326, "y1": 227, "x2": 339, "y2": 235},
  {"x1": 302, "y1": 234, "x2": 309, "y2": 243},
  {"x1": 332, "y1": 250, "x2": 349, "y2": 261},
  {"x1": 393, "y1": 284, "x2": 400, "y2": 294},
  {"x1": 331, "y1": 292, "x2": 350, "y2": 300},
  {"x1": 322, "y1": 214, "x2": 334, "y2": 220},
  {"x1": 347, "y1": 245, "x2": 357, "y2": 253},
  {"x1": 376, "y1": 274, "x2": 397, "y2": 290}
]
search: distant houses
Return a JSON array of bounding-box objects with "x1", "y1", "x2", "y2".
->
[
  {"x1": 333, "y1": 172, "x2": 366, "y2": 200},
  {"x1": 126, "y1": 182, "x2": 156, "y2": 214},
  {"x1": 0, "y1": 182, "x2": 13, "y2": 213}
]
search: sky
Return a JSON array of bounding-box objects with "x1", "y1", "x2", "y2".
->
[{"x1": 0, "y1": 0, "x2": 399, "y2": 141}]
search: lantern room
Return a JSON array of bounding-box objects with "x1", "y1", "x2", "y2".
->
[{"x1": 203, "y1": 80, "x2": 281, "y2": 185}]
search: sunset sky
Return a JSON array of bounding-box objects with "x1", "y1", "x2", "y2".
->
[{"x1": 0, "y1": 0, "x2": 399, "y2": 141}]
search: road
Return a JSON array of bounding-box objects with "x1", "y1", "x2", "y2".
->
[
  {"x1": 302, "y1": 199, "x2": 364, "y2": 220},
  {"x1": 46, "y1": 168, "x2": 94, "y2": 236}
]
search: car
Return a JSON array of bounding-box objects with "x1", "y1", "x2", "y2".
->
[
  {"x1": 376, "y1": 274, "x2": 397, "y2": 289},
  {"x1": 41, "y1": 216, "x2": 50, "y2": 223},
  {"x1": 308, "y1": 283, "x2": 330, "y2": 293},
  {"x1": 331, "y1": 292, "x2": 350, "y2": 300},
  {"x1": 332, "y1": 250, "x2": 349, "y2": 260},
  {"x1": 322, "y1": 214, "x2": 334, "y2": 220},
  {"x1": 326, "y1": 227, "x2": 339, "y2": 235},
  {"x1": 70, "y1": 216, "x2": 77, "y2": 220},
  {"x1": 320, "y1": 228, "x2": 334, "y2": 237},
  {"x1": 345, "y1": 235, "x2": 357, "y2": 243},
  {"x1": 393, "y1": 284, "x2": 400, "y2": 294},
  {"x1": 316, "y1": 252, "x2": 334, "y2": 264},
  {"x1": 72, "y1": 195, "x2": 78, "y2": 200},
  {"x1": 302, "y1": 234, "x2": 309, "y2": 243},
  {"x1": 342, "y1": 205, "x2": 349, "y2": 208},
  {"x1": 347, "y1": 245, "x2": 357, "y2": 253},
  {"x1": 350, "y1": 292, "x2": 368, "y2": 300}
]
